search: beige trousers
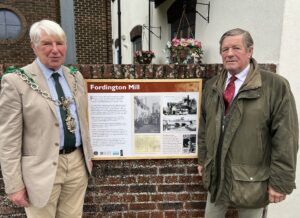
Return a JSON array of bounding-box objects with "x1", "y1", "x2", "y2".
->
[
  {"x1": 25, "y1": 149, "x2": 88, "y2": 218},
  {"x1": 205, "y1": 193, "x2": 264, "y2": 218}
]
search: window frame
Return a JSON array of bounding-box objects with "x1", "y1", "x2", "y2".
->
[{"x1": 0, "y1": 4, "x2": 27, "y2": 44}]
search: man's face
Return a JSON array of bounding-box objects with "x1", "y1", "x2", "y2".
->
[
  {"x1": 32, "y1": 31, "x2": 66, "y2": 70},
  {"x1": 220, "y1": 35, "x2": 253, "y2": 75}
]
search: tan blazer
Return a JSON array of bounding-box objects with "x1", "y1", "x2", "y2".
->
[{"x1": 0, "y1": 61, "x2": 93, "y2": 208}]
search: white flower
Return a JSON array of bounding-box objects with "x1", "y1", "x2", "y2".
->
[{"x1": 166, "y1": 41, "x2": 171, "y2": 48}]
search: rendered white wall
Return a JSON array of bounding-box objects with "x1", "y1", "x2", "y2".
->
[
  {"x1": 151, "y1": 0, "x2": 175, "y2": 64},
  {"x1": 111, "y1": 0, "x2": 147, "y2": 64},
  {"x1": 111, "y1": 0, "x2": 174, "y2": 64},
  {"x1": 268, "y1": 0, "x2": 300, "y2": 216},
  {"x1": 195, "y1": 0, "x2": 285, "y2": 64},
  {"x1": 112, "y1": 0, "x2": 285, "y2": 65}
]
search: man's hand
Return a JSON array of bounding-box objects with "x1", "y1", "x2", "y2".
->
[
  {"x1": 8, "y1": 189, "x2": 29, "y2": 207},
  {"x1": 268, "y1": 186, "x2": 286, "y2": 203},
  {"x1": 197, "y1": 165, "x2": 203, "y2": 176},
  {"x1": 89, "y1": 160, "x2": 93, "y2": 170}
]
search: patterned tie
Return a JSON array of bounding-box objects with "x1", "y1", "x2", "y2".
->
[
  {"x1": 52, "y1": 73, "x2": 76, "y2": 151},
  {"x1": 223, "y1": 75, "x2": 237, "y2": 114}
]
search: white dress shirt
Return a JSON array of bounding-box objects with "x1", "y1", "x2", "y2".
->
[
  {"x1": 225, "y1": 64, "x2": 250, "y2": 99},
  {"x1": 36, "y1": 58, "x2": 82, "y2": 149}
]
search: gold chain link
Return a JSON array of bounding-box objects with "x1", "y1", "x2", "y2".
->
[{"x1": 15, "y1": 69, "x2": 78, "y2": 106}]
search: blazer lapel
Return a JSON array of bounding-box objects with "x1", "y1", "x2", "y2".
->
[
  {"x1": 62, "y1": 67, "x2": 80, "y2": 108},
  {"x1": 25, "y1": 62, "x2": 58, "y2": 117}
]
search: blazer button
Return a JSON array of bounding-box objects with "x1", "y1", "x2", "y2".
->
[
  {"x1": 53, "y1": 162, "x2": 57, "y2": 166},
  {"x1": 55, "y1": 123, "x2": 59, "y2": 127},
  {"x1": 55, "y1": 142, "x2": 59, "y2": 146}
]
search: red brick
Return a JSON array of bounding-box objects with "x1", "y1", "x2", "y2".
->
[
  {"x1": 177, "y1": 193, "x2": 190, "y2": 201},
  {"x1": 179, "y1": 175, "x2": 192, "y2": 183},
  {"x1": 144, "y1": 65, "x2": 154, "y2": 78},
  {"x1": 129, "y1": 203, "x2": 156, "y2": 211},
  {"x1": 136, "y1": 194, "x2": 151, "y2": 202},
  {"x1": 137, "y1": 212, "x2": 151, "y2": 218},
  {"x1": 163, "y1": 193, "x2": 177, "y2": 201},
  {"x1": 150, "y1": 211, "x2": 164, "y2": 218},
  {"x1": 0, "y1": 64, "x2": 3, "y2": 76},
  {"x1": 103, "y1": 64, "x2": 113, "y2": 78},
  {"x1": 164, "y1": 211, "x2": 177, "y2": 218},
  {"x1": 134, "y1": 65, "x2": 145, "y2": 78},
  {"x1": 190, "y1": 193, "x2": 207, "y2": 201},
  {"x1": 74, "y1": 0, "x2": 112, "y2": 64},
  {"x1": 123, "y1": 212, "x2": 138, "y2": 218},
  {"x1": 164, "y1": 176, "x2": 179, "y2": 183},
  {"x1": 137, "y1": 176, "x2": 151, "y2": 184},
  {"x1": 151, "y1": 194, "x2": 164, "y2": 202},
  {"x1": 123, "y1": 194, "x2": 136, "y2": 203},
  {"x1": 107, "y1": 177, "x2": 124, "y2": 185},
  {"x1": 153, "y1": 65, "x2": 164, "y2": 78}
]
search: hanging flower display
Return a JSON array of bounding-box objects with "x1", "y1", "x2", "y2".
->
[
  {"x1": 134, "y1": 50, "x2": 155, "y2": 64},
  {"x1": 166, "y1": 38, "x2": 203, "y2": 64}
]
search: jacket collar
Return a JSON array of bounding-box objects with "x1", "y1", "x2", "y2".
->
[
  {"x1": 22, "y1": 60, "x2": 76, "y2": 116},
  {"x1": 240, "y1": 58, "x2": 262, "y2": 92},
  {"x1": 212, "y1": 58, "x2": 262, "y2": 94}
]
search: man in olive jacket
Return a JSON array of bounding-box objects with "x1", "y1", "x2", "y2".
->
[{"x1": 198, "y1": 28, "x2": 298, "y2": 218}]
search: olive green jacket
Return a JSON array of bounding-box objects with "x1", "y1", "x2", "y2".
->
[{"x1": 198, "y1": 58, "x2": 298, "y2": 208}]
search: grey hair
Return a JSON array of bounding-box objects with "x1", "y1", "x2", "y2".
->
[
  {"x1": 30, "y1": 20, "x2": 66, "y2": 46},
  {"x1": 219, "y1": 28, "x2": 253, "y2": 53}
]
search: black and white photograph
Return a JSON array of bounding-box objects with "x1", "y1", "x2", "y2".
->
[
  {"x1": 163, "y1": 116, "x2": 196, "y2": 132},
  {"x1": 134, "y1": 96, "x2": 161, "y2": 133},
  {"x1": 182, "y1": 134, "x2": 196, "y2": 154},
  {"x1": 163, "y1": 94, "x2": 197, "y2": 116}
]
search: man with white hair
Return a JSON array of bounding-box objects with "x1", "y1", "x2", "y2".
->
[{"x1": 0, "y1": 19, "x2": 93, "y2": 217}]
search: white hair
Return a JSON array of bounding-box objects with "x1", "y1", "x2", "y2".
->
[{"x1": 29, "y1": 20, "x2": 66, "y2": 46}]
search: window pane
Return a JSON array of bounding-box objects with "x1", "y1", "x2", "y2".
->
[
  {"x1": 0, "y1": 10, "x2": 5, "y2": 25},
  {"x1": 133, "y1": 37, "x2": 142, "y2": 53},
  {"x1": 0, "y1": 9, "x2": 22, "y2": 39},
  {"x1": 136, "y1": 38, "x2": 142, "y2": 51},
  {"x1": 0, "y1": 24, "x2": 5, "y2": 38},
  {"x1": 5, "y1": 10, "x2": 20, "y2": 25},
  {"x1": 6, "y1": 25, "x2": 21, "y2": 39}
]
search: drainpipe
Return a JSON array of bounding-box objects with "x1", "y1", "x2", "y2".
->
[
  {"x1": 148, "y1": 0, "x2": 151, "y2": 51},
  {"x1": 118, "y1": 0, "x2": 122, "y2": 64}
]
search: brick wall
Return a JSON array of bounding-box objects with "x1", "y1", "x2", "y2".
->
[
  {"x1": 0, "y1": 0, "x2": 59, "y2": 64},
  {"x1": 0, "y1": 0, "x2": 112, "y2": 65},
  {"x1": 74, "y1": 0, "x2": 113, "y2": 64},
  {"x1": 0, "y1": 63, "x2": 275, "y2": 217}
]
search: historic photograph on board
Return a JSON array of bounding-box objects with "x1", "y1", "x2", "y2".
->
[{"x1": 134, "y1": 96, "x2": 161, "y2": 133}]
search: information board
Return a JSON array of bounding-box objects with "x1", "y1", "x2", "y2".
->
[{"x1": 86, "y1": 79, "x2": 202, "y2": 159}]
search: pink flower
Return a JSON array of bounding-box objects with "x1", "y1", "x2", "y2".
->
[
  {"x1": 180, "y1": 38, "x2": 189, "y2": 47},
  {"x1": 172, "y1": 38, "x2": 181, "y2": 47},
  {"x1": 187, "y1": 38, "x2": 195, "y2": 46},
  {"x1": 194, "y1": 40, "x2": 202, "y2": 48}
]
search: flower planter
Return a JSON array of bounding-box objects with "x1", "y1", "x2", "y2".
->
[
  {"x1": 171, "y1": 47, "x2": 191, "y2": 64},
  {"x1": 139, "y1": 56, "x2": 153, "y2": 64},
  {"x1": 167, "y1": 38, "x2": 203, "y2": 64},
  {"x1": 134, "y1": 50, "x2": 155, "y2": 64}
]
